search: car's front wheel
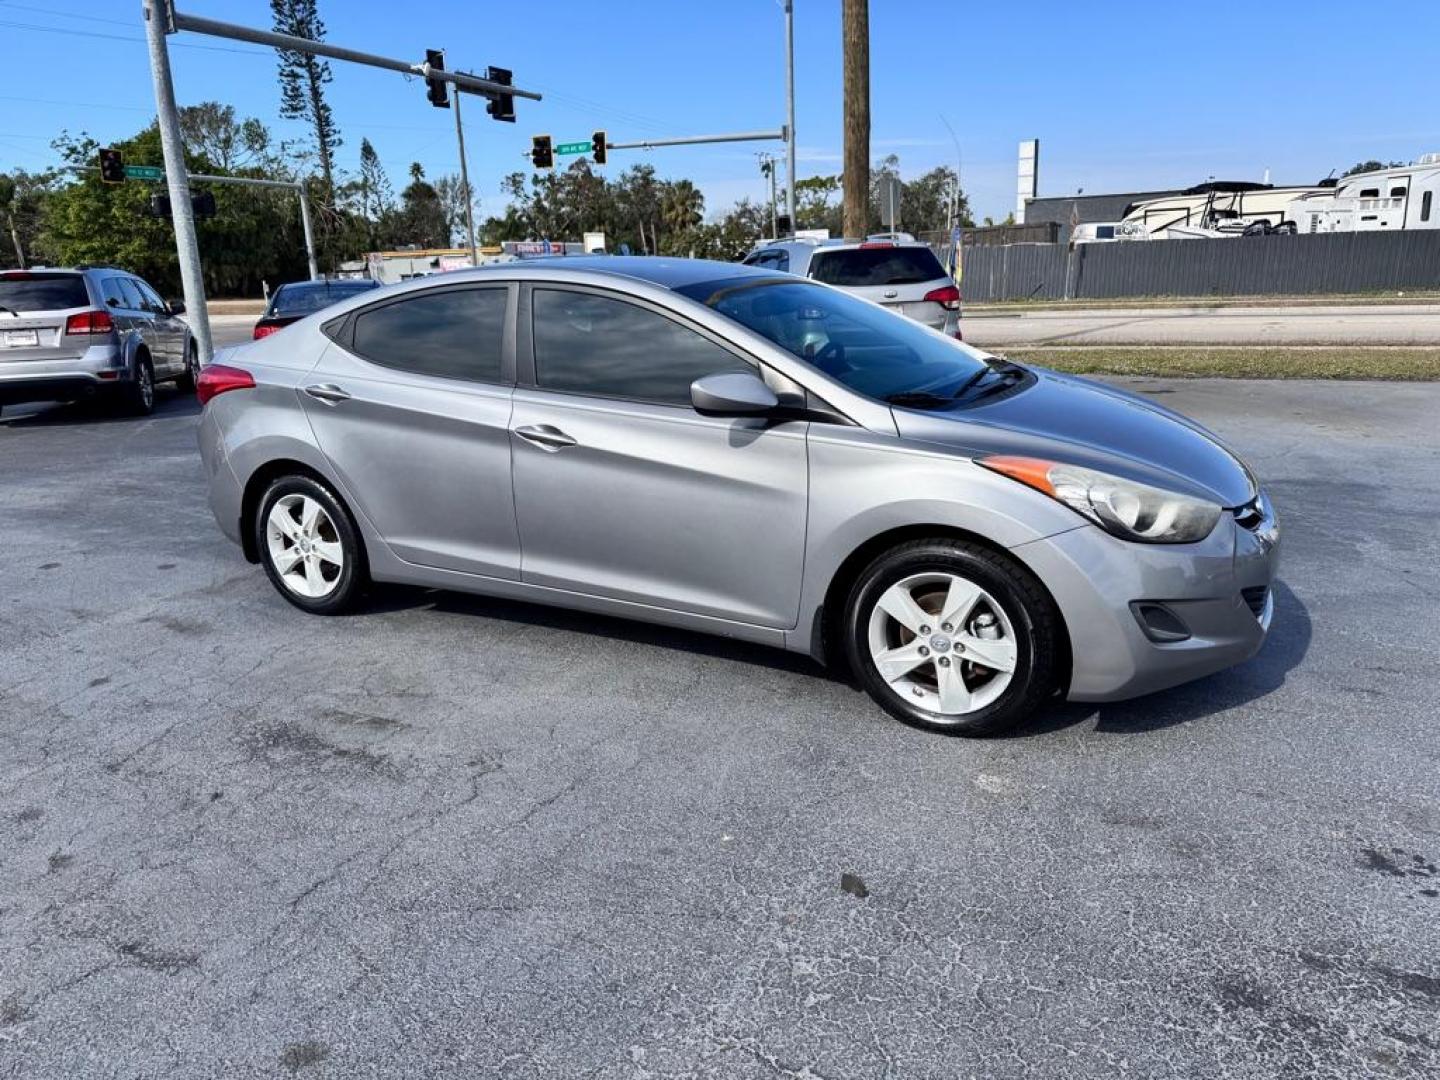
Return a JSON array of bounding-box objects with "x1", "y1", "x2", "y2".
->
[
  {"x1": 843, "y1": 538, "x2": 1063, "y2": 736},
  {"x1": 255, "y1": 475, "x2": 366, "y2": 614}
]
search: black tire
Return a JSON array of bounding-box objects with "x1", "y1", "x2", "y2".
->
[
  {"x1": 842, "y1": 538, "x2": 1063, "y2": 736},
  {"x1": 254, "y1": 474, "x2": 367, "y2": 615},
  {"x1": 175, "y1": 341, "x2": 200, "y2": 394},
  {"x1": 121, "y1": 353, "x2": 155, "y2": 416}
]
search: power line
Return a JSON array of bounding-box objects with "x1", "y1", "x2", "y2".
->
[{"x1": 0, "y1": 18, "x2": 270, "y2": 55}]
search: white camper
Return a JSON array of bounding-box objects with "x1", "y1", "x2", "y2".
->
[{"x1": 1286, "y1": 154, "x2": 1440, "y2": 234}]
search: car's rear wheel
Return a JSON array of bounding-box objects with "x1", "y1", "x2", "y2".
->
[
  {"x1": 121, "y1": 355, "x2": 155, "y2": 416},
  {"x1": 843, "y1": 538, "x2": 1062, "y2": 736},
  {"x1": 176, "y1": 341, "x2": 200, "y2": 393},
  {"x1": 255, "y1": 475, "x2": 366, "y2": 614}
]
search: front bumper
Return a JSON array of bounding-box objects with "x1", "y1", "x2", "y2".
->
[
  {"x1": 1012, "y1": 500, "x2": 1280, "y2": 702},
  {"x1": 0, "y1": 345, "x2": 129, "y2": 405}
]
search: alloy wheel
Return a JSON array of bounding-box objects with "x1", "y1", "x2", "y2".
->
[
  {"x1": 265, "y1": 493, "x2": 344, "y2": 599},
  {"x1": 866, "y1": 571, "x2": 1018, "y2": 716}
]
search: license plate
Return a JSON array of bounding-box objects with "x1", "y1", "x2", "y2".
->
[{"x1": 3, "y1": 329, "x2": 39, "y2": 348}]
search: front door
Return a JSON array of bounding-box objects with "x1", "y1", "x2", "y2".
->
[
  {"x1": 300, "y1": 283, "x2": 521, "y2": 579},
  {"x1": 510, "y1": 285, "x2": 808, "y2": 629}
]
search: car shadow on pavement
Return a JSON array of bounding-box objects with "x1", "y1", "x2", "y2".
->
[
  {"x1": 1012, "y1": 579, "x2": 1313, "y2": 738},
  {"x1": 366, "y1": 584, "x2": 827, "y2": 678},
  {"x1": 0, "y1": 388, "x2": 199, "y2": 427}
]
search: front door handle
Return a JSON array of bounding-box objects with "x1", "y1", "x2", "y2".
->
[
  {"x1": 304, "y1": 383, "x2": 351, "y2": 405},
  {"x1": 515, "y1": 424, "x2": 577, "y2": 451}
]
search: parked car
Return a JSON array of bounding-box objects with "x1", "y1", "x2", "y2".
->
[
  {"x1": 254, "y1": 278, "x2": 380, "y2": 339},
  {"x1": 197, "y1": 257, "x2": 1278, "y2": 736},
  {"x1": 742, "y1": 233, "x2": 962, "y2": 337},
  {"x1": 0, "y1": 267, "x2": 196, "y2": 416}
]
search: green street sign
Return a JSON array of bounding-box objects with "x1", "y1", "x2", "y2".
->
[
  {"x1": 125, "y1": 165, "x2": 164, "y2": 181},
  {"x1": 554, "y1": 141, "x2": 592, "y2": 156}
]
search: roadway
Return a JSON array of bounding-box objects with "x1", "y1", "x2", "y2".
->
[{"x1": 962, "y1": 302, "x2": 1440, "y2": 348}]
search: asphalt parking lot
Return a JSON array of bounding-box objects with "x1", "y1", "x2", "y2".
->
[{"x1": 2, "y1": 377, "x2": 1438, "y2": 1079}]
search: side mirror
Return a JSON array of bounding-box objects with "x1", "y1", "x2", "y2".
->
[
  {"x1": 690, "y1": 371, "x2": 779, "y2": 417},
  {"x1": 167, "y1": 299, "x2": 186, "y2": 316}
]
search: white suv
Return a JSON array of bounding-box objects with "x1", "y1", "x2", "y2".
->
[{"x1": 742, "y1": 234, "x2": 961, "y2": 338}]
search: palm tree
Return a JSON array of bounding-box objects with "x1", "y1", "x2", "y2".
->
[{"x1": 659, "y1": 180, "x2": 704, "y2": 237}]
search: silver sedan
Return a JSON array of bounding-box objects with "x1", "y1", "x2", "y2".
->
[{"x1": 197, "y1": 257, "x2": 1278, "y2": 735}]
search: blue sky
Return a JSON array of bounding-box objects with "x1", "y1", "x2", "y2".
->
[{"x1": 1, "y1": 0, "x2": 1437, "y2": 223}]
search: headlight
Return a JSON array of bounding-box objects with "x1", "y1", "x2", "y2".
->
[{"x1": 979, "y1": 455, "x2": 1222, "y2": 544}]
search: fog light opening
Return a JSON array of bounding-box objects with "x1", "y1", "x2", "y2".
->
[{"x1": 1131, "y1": 601, "x2": 1192, "y2": 643}]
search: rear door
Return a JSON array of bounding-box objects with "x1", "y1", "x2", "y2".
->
[
  {"x1": 299, "y1": 283, "x2": 521, "y2": 579},
  {"x1": 0, "y1": 271, "x2": 92, "y2": 366},
  {"x1": 132, "y1": 278, "x2": 184, "y2": 375},
  {"x1": 509, "y1": 285, "x2": 809, "y2": 629},
  {"x1": 807, "y1": 245, "x2": 952, "y2": 330}
]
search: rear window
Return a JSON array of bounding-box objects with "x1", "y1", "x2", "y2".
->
[
  {"x1": 808, "y1": 246, "x2": 945, "y2": 287},
  {"x1": 269, "y1": 282, "x2": 375, "y2": 317},
  {"x1": 0, "y1": 273, "x2": 89, "y2": 312}
]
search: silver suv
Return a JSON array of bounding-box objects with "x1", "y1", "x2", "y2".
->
[
  {"x1": 0, "y1": 267, "x2": 197, "y2": 417},
  {"x1": 743, "y1": 234, "x2": 961, "y2": 337}
]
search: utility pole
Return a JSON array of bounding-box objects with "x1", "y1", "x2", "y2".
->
[
  {"x1": 452, "y1": 83, "x2": 479, "y2": 265},
  {"x1": 143, "y1": 0, "x2": 212, "y2": 364},
  {"x1": 842, "y1": 0, "x2": 869, "y2": 240},
  {"x1": 783, "y1": 0, "x2": 797, "y2": 232}
]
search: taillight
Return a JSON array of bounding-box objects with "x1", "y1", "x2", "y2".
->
[
  {"x1": 859, "y1": 241, "x2": 895, "y2": 249},
  {"x1": 196, "y1": 363, "x2": 255, "y2": 406},
  {"x1": 252, "y1": 323, "x2": 280, "y2": 339},
  {"x1": 64, "y1": 309, "x2": 115, "y2": 335},
  {"x1": 923, "y1": 284, "x2": 961, "y2": 311}
]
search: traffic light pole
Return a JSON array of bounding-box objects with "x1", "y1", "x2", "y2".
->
[
  {"x1": 452, "y1": 90, "x2": 479, "y2": 266},
  {"x1": 142, "y1": 0, "x2": 538, "y2": 360},
  {"x1": 143, "y1": 0, "x2": 212, "y2": 364},
  {"x1": 605, "y1": 130, "x2": 786, "y2": 151},
  {"x1": 188, "y1": 173, "x2": 319, "y2": 282},
  {"x1": 784, "y1": 0, "x2": 797, "y2": 232}
]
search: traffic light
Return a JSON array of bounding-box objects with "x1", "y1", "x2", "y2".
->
[
  {"x1": 485, "y1": 66, "x2": 515, "y2": 123},
  {"x1": 99, "y1": 148, "x2": 125, "y2": 184},
  {"x1": 531, "y1": 134, "x2": 553, "y2": 171},
  {"x1": 192, "y1": 191, "x2": 217, "y2": 218},
  {"x1": 424, "y1": 49, "x2": 449, "y2": 108},
  {"x1": 591, "y1": 130, "x2": 607, "y2": 166},
  {"x1": 148, "y1": 193, "x2": 172, "y2": 218}
]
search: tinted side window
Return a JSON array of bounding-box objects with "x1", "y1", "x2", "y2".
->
[
  {"x1": 99, "y1": 276, "x2": 128, "y2": 308},
  {"x1": 532, "y1": 289, "x2": 751, "y2": 406},
  {"x1": 116, "y1": 278, "x2": 146, "y2": 311},
  {"x1": 1423, "y1": 191, "x2": 1433, "y2": 222},
  {"x1": 351, "y1": 287, "x2": 506, "y2": 383},
  {"x1": 133, "y1": 279, "x2": 166, "y2": 312},
  {"x1": 773, "y1": 250, "x2": 790, "y2": 272}
]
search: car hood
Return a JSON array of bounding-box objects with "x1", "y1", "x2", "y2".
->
[{"x1": 891, "y1": 367, "x2": 1256, "y2": 507}]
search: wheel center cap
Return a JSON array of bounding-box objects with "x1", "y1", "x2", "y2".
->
[{"x1": 928, "y1": 634, "x2": 952, "y2": 653}]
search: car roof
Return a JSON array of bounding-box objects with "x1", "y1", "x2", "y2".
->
[
  {"x1": 277, "y1": 278, "x2": 377, "y2": 292},
  {"x1": 519, "y1": 255, "x2": 777, "y2": 291}
]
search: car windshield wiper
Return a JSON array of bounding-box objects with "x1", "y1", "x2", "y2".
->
[{"x1": 883, "y1": 391, "x2": 956, "y2": 409}]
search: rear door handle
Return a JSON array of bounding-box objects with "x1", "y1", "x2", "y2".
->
[
  {"x1": 515, "y1": 424, "x2": 577, "y2": 451},
  {"x1": 304, "y1": 383, "x2": 351, "y2": 405}
]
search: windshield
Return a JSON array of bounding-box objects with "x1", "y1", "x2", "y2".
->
[
  {"x1": 677, "y1": 277, "x2": 993, "y2": 402},
  {"x1": 0, "y1": 273, "x2": 89, "y2": 312},
  {"x1": 268, "y1": 281, "x2": 374, "y2": 317},
  {"x1": 808, "y1": 246, "x2": 945, "y2": 286}
]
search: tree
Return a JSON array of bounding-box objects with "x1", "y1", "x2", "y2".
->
[
  {"x1": 356, "y1": 138, "x2": 392, "y2": 221},
  {"x1": 1342, "y1": 159, "x2": 1407, "y2": 177},
  {"x1": 395, "y1": 163, "x2": 448, "y2": 248},
  {"x1": 179, "y1": 103, "x2": 275, "y2": 173},
  {"x1": 270, "y1": 0, "x2": 340, "y2": 206},
  {"x1": 0, "y1": 168, "x2": 57, "y2": 269},
  {"x1": 434, "y1": 174, "x2": 475, "y2": 247}
]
